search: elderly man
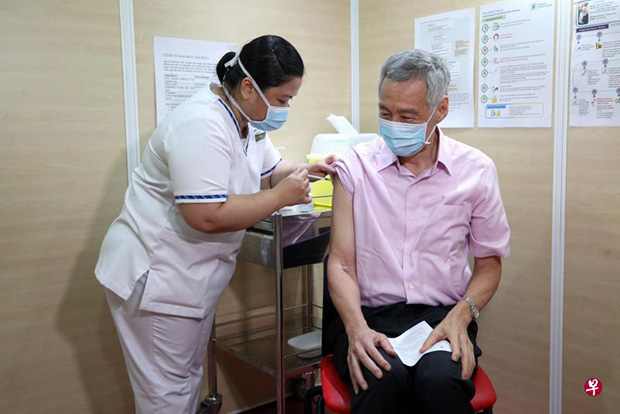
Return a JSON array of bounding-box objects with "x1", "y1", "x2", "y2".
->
[{"x1": 327, "y1": 49, "x2": 510, "y2": 413}]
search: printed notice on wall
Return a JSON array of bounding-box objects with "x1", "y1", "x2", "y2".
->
[
  {"x1": 154, "y1": 37, "x2": 236, "y2": 125},
  {"x1": 570, "y1": 0, "x2": 620, "y2": 127},
  {"x1": 477, "y1": 1, "x2": 555, "y2": 128},
  {"x1": 415, "y1": 8, "x2": 476, "y2": 128}
]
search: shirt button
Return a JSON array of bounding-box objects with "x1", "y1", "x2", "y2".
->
[
  {"x1": 408, "y1": 283, "x2": 414, "y2": 289},
  {"x1": 409, "y1": 215, "x2": 415, "y2": 222}
]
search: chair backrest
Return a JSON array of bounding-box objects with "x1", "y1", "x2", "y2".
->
[{"x1": 321, "y1": 254, "x2": 339, "y2": 355}]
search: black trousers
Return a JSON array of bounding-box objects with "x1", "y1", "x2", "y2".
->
[{"x1": 325, "y1": 302, "x2": 483, "y2": 414}]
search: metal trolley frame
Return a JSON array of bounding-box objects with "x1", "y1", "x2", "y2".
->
[{"x1": 198, "y1": 209, "x2": 332, "y2": 414}]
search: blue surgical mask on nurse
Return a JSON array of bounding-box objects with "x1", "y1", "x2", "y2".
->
[{"x1": 222, "y1": 54, "x2": 290, "y2": 132}]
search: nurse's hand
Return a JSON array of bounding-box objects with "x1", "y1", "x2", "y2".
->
[
  {"x1": 275, "y1": 169, "x2": 311, "y2": 207},
  {"x1": 306, "y1": 154, "x2": 337, "y2": 180}
]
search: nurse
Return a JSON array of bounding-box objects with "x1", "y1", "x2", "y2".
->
[{"x1": 95, "y1": 35, "x2": 334, "y2": 413}]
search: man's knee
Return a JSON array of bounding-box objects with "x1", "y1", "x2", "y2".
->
[
  {"x1": 351, "y1": 349, "x2": 412, "y2": 414},
  {"x1": 358, "y1": 349, "x2": 410, "y2": 393},
  {"x1": 414, "y1": 352, "x2": 475, "y2": 400}
]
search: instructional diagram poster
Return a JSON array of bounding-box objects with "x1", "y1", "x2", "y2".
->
[
  {"x1": 415, "y1": 8, "x2": 476, "y2": 128},
  {"x1": 570, "y1": 0, "x2": 620, "y2": 127},
  {"x1": 478, "y1": 1, "x2": 555, "y2": 128},
  {"x1": 154, "y1": 37, "x2": 236, "y2": 124}
]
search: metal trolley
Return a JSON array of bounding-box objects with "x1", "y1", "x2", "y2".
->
[{"x1": 198, "y1": 209, "x2": 332, "y2": 414}]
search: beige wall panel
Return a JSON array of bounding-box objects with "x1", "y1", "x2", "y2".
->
[
  {"x1": 0, "y1": 1, "x2": 130, "y2": 414},
  {"x1": 562, "y1": 4, "x2": 619, "y2": 411},
  {"x1": 134, "y1": 0, "x2": 351, "y2": 164},
  {"x1": 564, "y1": 126, "x2": 620, "y2": 413},
  {"x1": 133, "y1": 0, "x2": 350, "y2": 411},
  {"x1": 359, "y1": 1, "x2": 554, "y2": 412}
]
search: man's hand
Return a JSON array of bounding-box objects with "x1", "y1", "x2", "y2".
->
[
  {"x1": 419, "y1": 302, "x2": 475, "y2": 379},
  {"x1": 347, "y1": 326, "x2": 397, "y2": 395}
]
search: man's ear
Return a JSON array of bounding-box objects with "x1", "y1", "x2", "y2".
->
[{"x1": 435, "y1": 96, "x2": 450, "y2": 124}]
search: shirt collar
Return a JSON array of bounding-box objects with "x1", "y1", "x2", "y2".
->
[
  {"x1": 376, "y1": 139, "x2": 398, "y2": 171},
  {"x1": 436, "y1": 127, "x2": 453, "y2": 176},
  {"x1": 376, "y1": 126, "x2": 453, "y2": 175}
]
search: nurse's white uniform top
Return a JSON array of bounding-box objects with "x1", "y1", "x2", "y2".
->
[{"x1": 95, "y1": 87, "x2": 281, "y2": 318}]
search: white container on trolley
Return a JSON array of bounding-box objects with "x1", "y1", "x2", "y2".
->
[
  {"x1": 307, "y1": 115, "x2": 379, "y2": 209},
  {"x1": 287, "y1": 330, "x2": 322, "y2": 359}
]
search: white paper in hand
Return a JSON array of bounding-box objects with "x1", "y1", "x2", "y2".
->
[{"x1": 387, "y1": 321, "x2": 452, "y2": 367}]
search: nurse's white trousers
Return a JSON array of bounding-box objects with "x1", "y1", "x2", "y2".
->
[{"x1": 105, "y1": 274, "x2": 215, "y2": 414}]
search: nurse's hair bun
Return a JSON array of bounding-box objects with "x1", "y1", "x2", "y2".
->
[
  {"x1": 216, "y1": 51, "x2": 238, "y2": 84},
  {"x1": 216, "y1": 35, "x2": 304, "y2": 91}
]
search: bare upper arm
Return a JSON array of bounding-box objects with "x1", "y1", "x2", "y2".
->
[
  {"x1": 261, "y1": 160, "x2": 296, "y2": 190},
  {"x1": 260, "y1": 177, "x2": 271, "y2": 190},
  {"x1": 177, "y1": 202, "x2": 224, "y2": 233},
  {"x1": 473, "y1": 255, "x2": 502, "y2": 275},
  {"x1": 329, "y1": 175, "x2": 356, "y2": 277}
]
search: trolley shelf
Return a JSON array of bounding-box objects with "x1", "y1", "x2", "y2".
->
[{"x1": 214, "y1": 315, "x2": 323, "y2": 377}]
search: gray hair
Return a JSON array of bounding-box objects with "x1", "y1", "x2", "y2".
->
[{"x1": 379, "y1": 49, "x2": 451, "y2": 109}]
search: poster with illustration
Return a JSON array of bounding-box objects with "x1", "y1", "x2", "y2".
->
[
  {"x1": 477, "y1": 1, "x2": 555, "y2": 128},
  {"x1": 570, "y1": 0, "x2": 620, "y2": 127}
]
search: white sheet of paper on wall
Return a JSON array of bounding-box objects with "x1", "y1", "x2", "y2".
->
[
  {"x1": 414, "y1": 8, "x2": 476, "y2": 128},
  {"x1": 476, "y1": 0, "x2": 555, "y2": 128},
  {"x1": 569, "y1": 0, "x2": 620, "y2": 127},
  {"x1": 154, "y1": 36, "x2": 237, "y2": 125}
]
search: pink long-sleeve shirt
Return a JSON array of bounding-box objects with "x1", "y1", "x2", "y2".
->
[{"x1": 333, "y1": 128, "x2": 510, "y2": 307}]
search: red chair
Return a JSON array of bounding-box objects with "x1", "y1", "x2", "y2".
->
[
  {"x1": 305, "y1": 256, "x2": 497, "y2": 414},
  {"x1": 318, "y1": 354, "x2": 496, "y2": 414}
]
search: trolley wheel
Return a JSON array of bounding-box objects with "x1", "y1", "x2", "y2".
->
[
  {"x1": 294, "y1": 377, "x2": 309, "y2": 400},
  {"x1": 196, "y1": 393, "x2": 222, "y2": 414}
]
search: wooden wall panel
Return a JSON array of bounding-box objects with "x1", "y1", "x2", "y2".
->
[
  {"x1": 359, "y1": 1, "x2": 555, "y2": 412},
  {"x1": 0, "y1": 1, "x2": 129, "y2": 413},
  {"x1": 134, "y1": 0, "x2": 351, "y2": 164},
  {"x1": 561, "y1": 7, "x2": 619, "y2": 412},
  {"x1": 0, "y1": 1, "x2": 349, "y2": 413},
  {"x1": 1, "y1": 1, "x2": 615, "y2": 412},
  {"x1": 132, "y1": 0, "x2": 351, "y2": 411},
  {"x1": 564, "y1": 131, "x2": 620, "y2": 413}
]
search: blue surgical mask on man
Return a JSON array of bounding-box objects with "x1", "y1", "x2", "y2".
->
[
  {"x1": 378, "y1": 105, "x2": 437, "y2": 157},
  {"x1": 223, "y1": 54, "x2": 290, "y2": 131}
]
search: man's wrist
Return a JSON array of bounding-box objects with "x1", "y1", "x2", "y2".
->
[
  {"x1": 460, "y1": 297, "x2": 480, "y2": 321},
  {"x1": 455, "y1": 300, "x2": 474, "y2": 323},
  {"x1": 345, "y1": 320, "x2": 369, "y2": 337}
]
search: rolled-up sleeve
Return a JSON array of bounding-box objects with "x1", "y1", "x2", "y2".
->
[
  {"x1": 332, "y1": 151, "x2": 357, "y2": 200},
  {"x1": 470, "y1": 162, "x2": 511, "y2": 258}
]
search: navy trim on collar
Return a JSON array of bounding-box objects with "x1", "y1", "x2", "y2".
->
[{"x1": 217, "y1": 98, "x2": 241, "y2": 137}]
